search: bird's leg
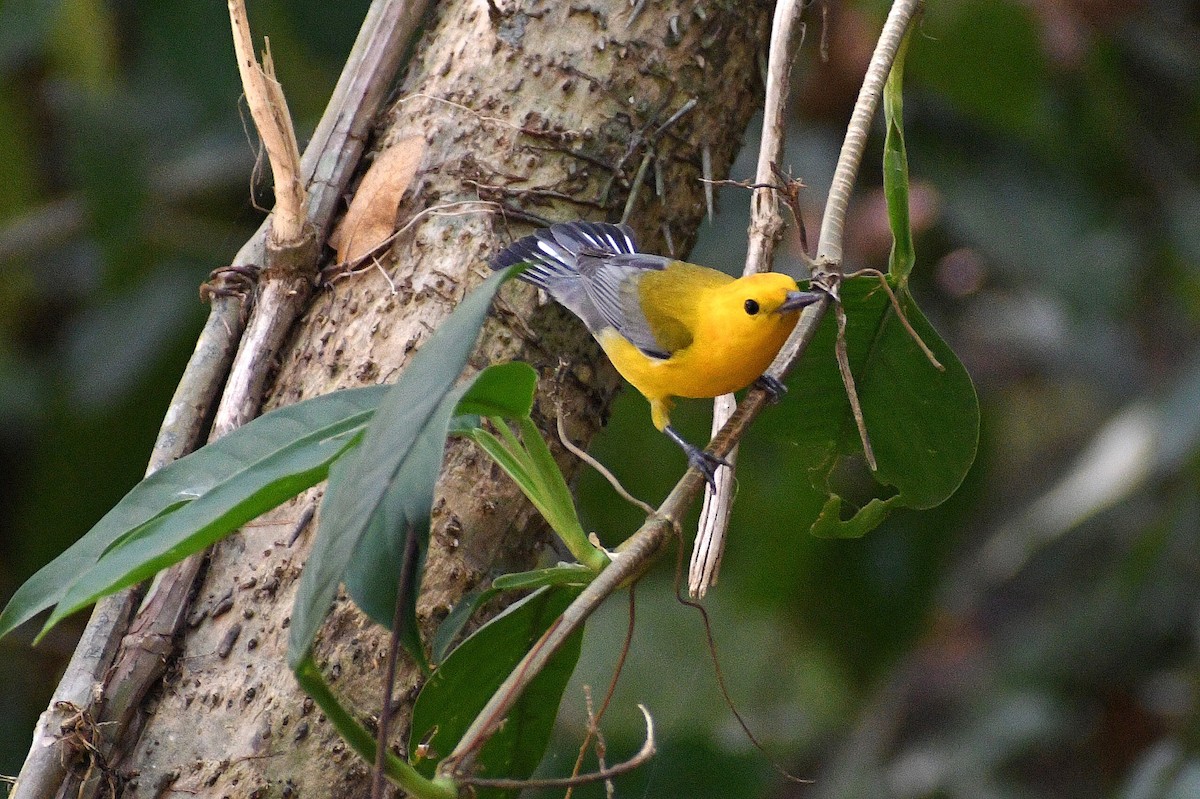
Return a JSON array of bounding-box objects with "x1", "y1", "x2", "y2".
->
[
  {"x1": 753, "y1": 374, "x2": 788, "y2": 403},
  {"x1": 664, "y1": 425, "x2": 729, "y2": 490}
]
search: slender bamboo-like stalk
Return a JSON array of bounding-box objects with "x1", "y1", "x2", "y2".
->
[{"x1": 694, "y1": 0, "x2": 808, "y2": 598}]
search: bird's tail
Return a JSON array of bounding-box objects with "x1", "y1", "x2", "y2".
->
[{"x1": 490, "y1": 220, "x2": 638, "y2": 290}]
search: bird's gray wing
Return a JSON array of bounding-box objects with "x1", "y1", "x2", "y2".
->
[
  {"x1": 490, "y1": 221, "x2": 672, "y2": 358},
  {"x1": 575, "y1": 251, "x2": 674, "y2": 359}
]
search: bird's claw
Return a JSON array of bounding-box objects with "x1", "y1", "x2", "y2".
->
[
  {"x1": 754, "y1": 374, "x2": 787, "y2": 404},
  {"x1": 686, "y1": 445, "x2": 730, "y2": 491},
  {"x1": 664, "y1": 425, "x2": 729, "y2": 490}
]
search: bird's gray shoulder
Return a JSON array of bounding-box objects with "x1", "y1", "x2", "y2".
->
[{"x1": 489, "y1": 221, "x2": 671, "y2": 358}]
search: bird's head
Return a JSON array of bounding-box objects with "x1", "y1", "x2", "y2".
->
[{"x1": 726, "y1": 272, "x2": 809, "y2": 321}]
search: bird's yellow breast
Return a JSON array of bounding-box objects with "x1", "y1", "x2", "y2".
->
[{"x1": 596, "y1": 271, "x2": 800, "y2": 409}]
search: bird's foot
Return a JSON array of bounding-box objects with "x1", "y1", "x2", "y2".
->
[
  {"x1": 686, "y1": 446, "x2": 730, "y2": 491},
  {"x1": 754, "y1": 374, "x2": 787, "y2": 404},
  {"x1": 665, "y1": 425, "x2": 728, "y2": 490}
]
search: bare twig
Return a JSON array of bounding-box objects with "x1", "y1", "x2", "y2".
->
[
  {"x1": 835, "y1": 300, "x2": 877, "y2": 470},
  {"x1": 693, "y1": 0, "x2": 807, "y2": 598},
  {"x1": 817, "y1": 3, "x2": 918, "y2": 266},
  {"x1": 675, "y1": 559, "x2": 812, "y2": 784},
  {"x1": 372, "y1": 532, "x2": 419, "y2": 799},
  {"x1": 212, "y1": 0, "x2": 317, "y2": 436},
  {"x1": 651, "y1": 97, "x2": 697, "y2": 138},
  {"x1": 847, "y1": 267, "x2": 944, "y2": 370},
  {"x1": 556, "y1": 406, "x2": 655, "y2": 517},
  {"x1": 619, "y1": 152, "x2": 654, "y2": 225},
  {"x1": 698, "y1": 177, "x2": 788, "y2": 191},
  {"x1": 462, "y1": 705, "x2": 655, "y2": 790},
  {"x1": 565, "y1": 587, "x2": 636, "y2": 799},
  {"x1": 302, "y1": 1, "x2": 431, "y2": 239},
  {"x1": 228, "y1": 2, "x2": 305, "y2": 244},
  {"x1": 702, "y1": 144, "x2": 714, "y2": 220},
  {"x1": 216, "y1": 0, "x2": 434, "y2": 433},
  {"x1": 691, "y1": 392, "x2": 737, "y2": 595}
]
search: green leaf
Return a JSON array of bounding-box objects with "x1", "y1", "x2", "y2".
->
[
  {"x1": 5, "y1": 386, "x2": 388, "y2": 641},
  {"x1": 340, "y1": 383, "x2": 468, "y2": 670},
  {"x1": 462, "y1": 418, "x2": 608, "y2": 572},
  {"x1": 809, "y1": 494, "x2": 898, "y2": 540},
  {"x1": 340, "y1": 363, "x2": 536, "y2": 665},
  {"x1": 793, "y1": 29, "x2": 978, "y2": 539},
  {"x1": 287, "y1": 268, "x2": 516, "y2": 668},
  {"x1": 789, "y1": 278, "x2": 979, "y2": 538},
  {"x1": 884, "y1": 24, "x2": 915, "y2": 284},
  {"x1": 491, "y1": 563, "x2": 596, "y2": 591},
  {"x1": 857, "y1": 290, "x2": 979, "y2": 509},
  {"x1": 431, "y1": 588, "x2": 499, "y2": 666},
  {"x1": 456, "y1": 361, "x2": 538, "y2": 419},
  {"x1": 41, "y1": 428, "x2": 365, "y2": 637},
  {"x1": 411, "y1": 586, "x2": 584, "y2": 798}
]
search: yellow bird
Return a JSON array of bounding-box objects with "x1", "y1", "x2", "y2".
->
[{"x1": 492, "y1": 220, "x2": 819, "y2": 485}]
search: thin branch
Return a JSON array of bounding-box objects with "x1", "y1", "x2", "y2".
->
[
  {"x1": 213, "y1": 0, "x2": 319, "y2": 436},
  {"x1": 619, "y1": 152, "x2": 654, "y2": 225},
  {"x1": 675, "y1": 561, "x2": 812, "y2": 785},
  {"x1": 301, "y1": 0, "x2": 431, "y2": 240},
  {"x1": 651, "y1": 97, "x2": 697, "y2": 138},
  {"x1": 698, "y1": 177, "x2": 788, "y2": 191},
  {"x1": 216, "y1": 0, "x2": 433, "y2": 434},
  {"x1": 702, "y1": 144, "x2": 714, "y2": 220},
  {"x1": 565, "y1": 587, "x2": 636, "y2": 799},
  {"x1": 690, "y1": 395, "x2": 737, "y2": 597},
  {"x1": 372, "y1": 532, "x2": 419, "y2": 799},
  {"x1": 835, "y1": 301, "x2": 877, "y2": 470},
  {"x1": 228, "y1": 1, "x2": 306, "y2": 245},
  {"x1": 847, "y1": 267, "x2": 944, "y2": 370},
  {"x1": 817, "y1": 0, "x2": 922, "y2": 266}
]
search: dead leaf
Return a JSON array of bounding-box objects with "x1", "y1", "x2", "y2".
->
[{"x1": 330, "y1": 136, "x2": 426, "y2": 265}]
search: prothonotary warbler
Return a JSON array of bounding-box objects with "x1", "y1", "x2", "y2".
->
[{"x1": 491, "y1": 220, "x2": 820, "y2": 486}]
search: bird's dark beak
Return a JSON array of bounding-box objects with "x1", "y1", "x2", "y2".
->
[{"x1": 776, "y1": 290, "x2": 823, "y2": 313}]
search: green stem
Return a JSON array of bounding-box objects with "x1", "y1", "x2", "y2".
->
[
  {"x1": 883, "y1": 20, "x2": 916, "y2": 282},
  {"x1": 293, "y1": 655, "x2": 457, "y2": 799}
]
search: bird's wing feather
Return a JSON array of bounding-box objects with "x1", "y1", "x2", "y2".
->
[
  {"x1": 577, "y1": 252, "x2": 676, "y2": 358},
  {"x1": 491, "y1": 221, "x2": 677, "y2": 358}
]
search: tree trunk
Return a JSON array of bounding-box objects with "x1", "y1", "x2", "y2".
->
[{"x1": 50, "y1": 1, "x2": 771, "y2": 796}]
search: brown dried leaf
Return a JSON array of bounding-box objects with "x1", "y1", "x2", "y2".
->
[{"x1": 330, "y1": 136, "x2": 426, "y2": 265}]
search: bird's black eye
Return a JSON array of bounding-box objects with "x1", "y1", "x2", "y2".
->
[{"x1": 744, "y1": 299, "x2": 760, "y2": 315}]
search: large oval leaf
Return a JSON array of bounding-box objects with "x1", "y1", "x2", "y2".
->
[{"x1": 799, "y1": 278, "x2": 979, "y2": 538}]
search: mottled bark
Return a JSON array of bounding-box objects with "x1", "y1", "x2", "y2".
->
[{"x1": 111, "y1": 1, "x2": 770, "y2": 797}]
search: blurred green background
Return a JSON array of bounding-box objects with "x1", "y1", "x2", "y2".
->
[{"x1": 2, "y1": 2, "x2": 1198, "y2": 798}]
